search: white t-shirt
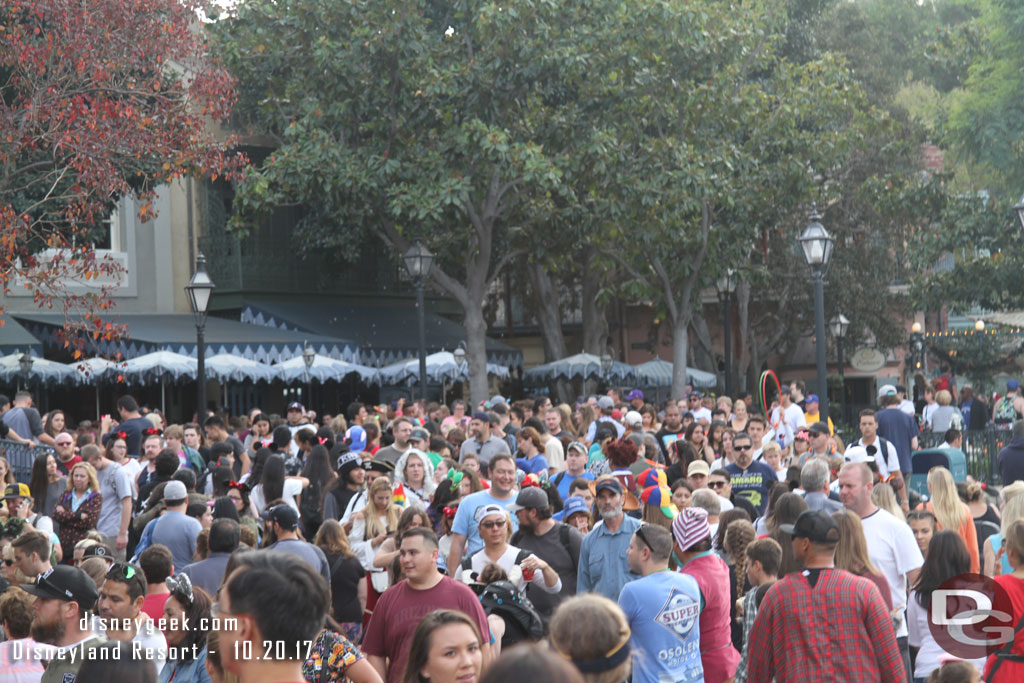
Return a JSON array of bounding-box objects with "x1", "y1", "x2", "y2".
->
[
  {"x1": 119, "y1": 458, "x2": 143, "y2": 497},
  {"x1": 770, "y1": 404, "x2": 806, "y2": 448},
  {"x1": 857, "y1": 437, "x2": 901, "y2": 479},
  {"x1": 899, "y1": 399, "x2": 916, "y2": 417},
  {"x1": 861, "y1": 508, "x2": 924, "y2": 638},
  {"x1": 907, "y1": 591, "x2": 985, "y2": 678},
  {"x1": 249, "y1": 478, "x2": 304, "y2": 517},
  {"x1": 464, "y1": 544, "x2": 561, "y2": 593},
  {"x1": 692, "y1": 407, "x2": 713, "y2": 425},
  {"x1": 543, "y1": 436, "x2": 565, "y2": 472}
]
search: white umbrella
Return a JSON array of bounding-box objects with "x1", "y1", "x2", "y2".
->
[
  {"x1": 120, "y1": 351, "x2": 197, "y2": 413},
  {"x1": 0, "y1": 353, "x2": 77, "y2": 384},
  {"x1": 275, "y1": 353, "x2": 379, "y2": 384},
  {"x1": 74, "y1": 357, "x2": 123, "y2": 420},
  {"x1": 632, "y1": 359, "x2": 717, "y2": 388},
  {"x1": 523, "y1": 352, "x2": 634, "y2": 383},
  {"x1": 380, "y1": 351, "x2": 510, "y2": 386},
  {"x1": 204, "y1": 354, "x2": 276, "y2": 383}
]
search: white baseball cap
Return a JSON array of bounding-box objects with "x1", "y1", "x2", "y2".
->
[{"x1": 624, "y1": 410, "x2": 643, "y2": 428}]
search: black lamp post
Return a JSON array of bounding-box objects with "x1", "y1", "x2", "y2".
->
[
  {"x1": 830, "y1": 313, "x2": 849, "y2": 424},
  {"x1": 185, "y1": 253, "x2": 215, "y2": 422},
  {"x1": 302, "y1": 341, "x2": 315, "y2": 407},
  {"x1": 717, "y1": 270, "x2": 736, "y2": 396},
  {"x1": 799, "y1": 204, "x2": 835, "y2": 423},
  {"x1": 403, "y1": 242, "x2": 435, "y2": 402},
  {"x1": 18, "y1": 351, "x2": 33, "y2": 392}
]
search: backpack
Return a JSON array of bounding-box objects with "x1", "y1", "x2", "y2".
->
[
  {"x1": 478, "y1": 580, "x2": 545, "y2": 645},
  {"x1": 511, "y1": 523, "x2": 577, "y2": 574},
  {"x1": 299, "y1": 478, "x2": 324, "y2": 528},
  {"x1": 995, "y1": 396, "x2": 1018, "y2": 425}
]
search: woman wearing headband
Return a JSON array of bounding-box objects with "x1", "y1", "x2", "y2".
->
[
  {"x1": 160, "y1": 573, "x2": 212, "y2": 683},
  {"x1": 549, "y1": 594, "x2": 632, "y2": 683}
]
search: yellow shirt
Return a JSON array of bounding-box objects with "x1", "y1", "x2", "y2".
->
[{"x1": 803, "y1": 411, "x2": 834, "y2": 434}]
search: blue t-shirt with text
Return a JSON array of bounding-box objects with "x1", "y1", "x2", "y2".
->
[{"x1": 725, "y1": 461, "x2": 778, "y2": 515}]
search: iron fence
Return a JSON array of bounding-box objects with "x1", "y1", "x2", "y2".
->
[
  {"x1": 0, "y1": 439, "x2": 54, "y2": 483},
  {"x1": 918, "y1": 428, "x2": 1010, "y2": 486}
]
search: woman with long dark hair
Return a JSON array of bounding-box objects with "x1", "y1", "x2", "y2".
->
[
  {"x1": 28, "y1": 451, "x2": 66, "y2": 517},
  {"x1": 686, "y1": 422, "x2": 715, "y2": 464},
  {"x1": 300, "y1": 444, "x2": 337, "y2": 538},
  {"x1": 249, "y1": 453, "x2": 308, "y2": 517},
  {"x1": 43, "y1": 409, "x2": 66, "y2": 441},
  {"x1": 908, "y1": 530, "x2": 984, "y2": 680}
]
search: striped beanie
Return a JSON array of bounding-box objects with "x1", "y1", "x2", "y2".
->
[{"x1": 672, "y1": 506, "x2": 710, "y2": 551}]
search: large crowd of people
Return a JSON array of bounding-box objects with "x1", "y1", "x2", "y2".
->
[{"x1": 0, "y1": 378, "x2": 1022, "y2": 682}]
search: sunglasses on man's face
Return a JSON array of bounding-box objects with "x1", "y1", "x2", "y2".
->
[
  {"x1": 709, "y1": 481, "x2": 727, "y2": 489},
  {"x1": 734, "y1": 444, "x2": 752, "y2": 451}
]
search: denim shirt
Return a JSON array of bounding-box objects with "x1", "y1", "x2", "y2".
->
[
  {"x1": 577, "y1": 514, "x2": 642, "y2": 599},
  {"x1": 158, "y1": 645, "x2": 211, "y2": 683}
]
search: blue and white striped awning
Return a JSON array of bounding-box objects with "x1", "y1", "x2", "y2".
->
[
  {"x1": 632, "y1": 359, "x2": 717, "y2": 388},
  {"x1": 523, "y1": 353, "x2": 635, "y2": 383},
  {"x1": 12, "y1": 312, "x2": 358, "y2": 364}
]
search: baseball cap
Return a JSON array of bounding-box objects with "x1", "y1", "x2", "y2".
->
[
  {"x1": 1009, "y1": 379, "x2": 1020, "y2": 391},
  {"x1": 21, "y1": 566, "x2": 99, "y2": 610},
  {"x1": 163, "y1": 480, "x2": 188, "y2": 501},
  {"x1": 362, "y1": 459, "x2": 395, "y2": 474},
  {"x1": 807, "y1": 421, "x2": 830, "y2": 435},
  {"x1": 672, "y1": 507, "x2": 711, "y2": 550},
  {"x1": 597, "y1": 396, "x2": 614, "y2": 410},
  {"x1": 558, "y1": 496, "x2": 590, "y2": 520},
  {"x1": 345, "y1": 425, "x2": 367, "y2": 453},
  {"x1": 566, "y1": 441, "x2": 588, "y2": 456},
  {"x1": 794, "y1": 430, "x2": 810, "y2": 442},
  {"x1": 805, "y1": 394, "x2": 819, "y2": 404},
  {"x1": 3, "y1": 482, "x2": 30, "y2": 499},
  {"x1": 260, "y1": 503, "x2": 299, "y2": 530},
  {"x1": 780, "y1": 386, "x2": 791, "y2": 395},
  {"x1": 82, "y1": 543, "x2": 115, "y2": 561},
  {"x1": 687, "y1": 460, "x2": 710, "y2": 477},
  {"x1": 337, "y1": 451, "x2": 362, "y2": 477},
  {"x1": 287, "y1": 402, "x2": 305, "y2": 412},
  {"x1": 594, "y1": 476, "x2": 623, "y2": 495},
  {"x1": 410, "y1": 427, "x2": 430, "y2": 443},
  {"x1": 471, "y1": 411, "x2": 490, "y2": 423},
  {"x1": 489, "y1": 395, "x2": 508, "y2": 407},
  {"x1": 474, "y1": 504, "x2": 507, "y2": 524},
  {"x1": 877, "y1": 384, "x2": 897, "y2": 398},
  {"x1": 843, "y1": 445, "x2": 873, "y2": 464},
  {"x1": 506, "y1": 487, "x2": 549, "y2": 512},
  {"x1": 780, "y1": 509, "x2": 841, "y2": 544},
  {"x1": 626, "y1": 389, "x2": 644, "y2": 401},
  {"x1": 624, "y1": 410, "x2": 643, "y2": 428}
]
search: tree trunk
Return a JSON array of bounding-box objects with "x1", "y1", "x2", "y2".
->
[
  {"x1": 463, "y1": 301, "x2": 489, "y2": 407},
  {"x1": 737, "y1": 281, "x2": 751, "y2": 393},
  {"x1": 671, "y1": 314, "x2": 690, "y2": 399},
  {"x1": 691, "y1": 309, "x2": 716, "y2": 380},
  {"x1": 581, "y1": 245, "x2": 607, "y2": 355},
  {"x1": 526, "y1": 261, "x2": 568, "y2": 361}
]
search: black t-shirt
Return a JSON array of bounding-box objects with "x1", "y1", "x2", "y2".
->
[{"x1": 326, "y1": 552, "x2": 365, "y2": 623}]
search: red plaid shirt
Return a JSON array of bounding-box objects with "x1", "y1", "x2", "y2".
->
[{"x1": 747, "y1": 568, "x2": 902, "y2": 683}]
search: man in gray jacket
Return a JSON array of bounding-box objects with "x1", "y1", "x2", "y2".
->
[
  {"x1": 801, "y1": 457, "x2": 844, "y2": 513},
  {"x1": 181, "y1": 518, "x2": 240, "y2": 597}
]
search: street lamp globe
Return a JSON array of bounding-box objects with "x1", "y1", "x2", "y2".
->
[
  {"x1": 798, "y1": 205, "x2": 834, "y2": 273},
  {"x1": 403, "y1": 242, "x2": 435, "y2": 282},
  {"x1": 830, "y1": 313, "x2": 850, "y2": 339},
  {"x1": 600, "y1": 353, "x2": 613, "y2": 375},
  {"x1": 186, "y1": 253, "x2": 216, "y2": 327},
  {"x1": 975, "y1": 319, "x2": 985, "y2": 332},
  {"x1": 716, "y1": 269, "x2": 736, "y2": 295},
  {"x1": 302, "y1": 342, "x2": 316, "y2": 369},
  {"x1": 18, "y1": 352, "x2": 33, "y2": 376},
  {"x1": 911, "y1": 322, "x2": 922, "y2": 334},
  {"x1": 453, "y1": 345, "x2": 467, "y2": 365}
]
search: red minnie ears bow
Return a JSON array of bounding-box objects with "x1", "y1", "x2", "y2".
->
[
  {"x1": 116, "y1": 430, "x2": 129, "y2": 440},
  {"x1": 443, "y1": 506, "x2": 458, "y2": 519},
  {"x1": 226, "y1": 481, "x2": 249, "y2": 493},
  {"x1": 318, "y1": 437, "x2": 329, "y2": 445},
  {"x1": 144, "y1": 427, "x2": 162, "y2": 436}
]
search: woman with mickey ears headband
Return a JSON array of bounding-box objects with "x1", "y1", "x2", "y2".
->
[{"x1": 160, "y1": 572, "x2": 213, "y2": 683}]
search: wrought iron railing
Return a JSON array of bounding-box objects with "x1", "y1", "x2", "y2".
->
[
  {"x1": 918, "y1": 428, "x2": 1010, "y2": 485},
  {"x1": 0, "y1": 439, "x2": 55, "y2": 483}
]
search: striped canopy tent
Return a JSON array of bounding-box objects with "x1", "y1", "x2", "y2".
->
[
  {"x1": 632, "y1": 359, "x2": 717, "y2": 388},
  {"x1": 523, "y1": 353, "x2": 635, "y2": 383}
]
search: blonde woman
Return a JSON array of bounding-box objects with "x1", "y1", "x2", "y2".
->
[
  {"x1": 987, "y1": 494, "x2": 1024, "y2": 577},
  {"x1": 871, "y1": 483, "x2": 905, "y2": 522},
  {"x1": 52, "y1": 462, "x2": 103, "y2": 562},
  {"x1": 349, "y1": 476, "x2": 402, "y2": 569},
  {"x1": 916, "y1": 467, "x2": 979, "y2": 573},
  {"x1": 550, "y1": 594, "x2": 632, "y2": 683}
]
